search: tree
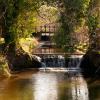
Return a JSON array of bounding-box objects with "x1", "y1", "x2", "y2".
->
[
  {"x1": 80, "y1": 0, "x2": 100, "y2": 77},
  {"x1": 53, "y1": 0, "x2": 90, "y2": 52},
  {"x1": 45, "y1": 0, "x2": 100, "y2": 77},
  {"x1": 87, "y1": 0, "x2": 100, "y2": 49},
  {"x1": 0, "y1": 0, "x2": 44, "y2": 72},
  {"x1": 38, "y1": 4, "x2": 59, "y2": 24}
]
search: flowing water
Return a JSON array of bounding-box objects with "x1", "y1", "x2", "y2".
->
[
  {"x1": 0, "y1": 55, "x2": 99, "y2": 100},
  {"x1": 0, "y1": 70, "x2": 99, "y2": 100},
  {"x1": 41, "y1": 55, "x2": 65, "y2": 67},
  {"x1": 41, "y1": 55, "x2": 82, "y2": 72}
]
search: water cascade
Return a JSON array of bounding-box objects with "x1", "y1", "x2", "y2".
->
[
  {"x1": 66, "y1": 55, "x2": 83, "y2": 73},
  {"x1": 33, "y1": 26, "x2": 84, "y2": 72},
  {"x1": 41, "y1": 55, "x2": 65, "y2": 67},
  {"x1": 40, "y1": 54, "x2": 83, "y2": 72},
  {"x1": 68, "y1": 55, "x2": 83, "y2": 68}
]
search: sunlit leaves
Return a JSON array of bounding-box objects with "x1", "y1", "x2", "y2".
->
[
  {"x1": 38, "y1": 4, "x2": 59, "y2": 23},
  {"x1": 1, "y1": 0, "x2": 100, "y2": 52},
  {"x1": 14, "y1": 11, "x2": 37, "y2": 38}
]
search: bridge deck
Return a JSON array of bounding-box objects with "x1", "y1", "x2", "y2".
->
[{"x1": 33, "y1": 53, "x2": 85, "y2": 56}]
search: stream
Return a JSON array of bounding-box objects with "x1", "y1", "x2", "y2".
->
[{"x1": 0, "y1": 70, "x2": 100, "y2": 100}]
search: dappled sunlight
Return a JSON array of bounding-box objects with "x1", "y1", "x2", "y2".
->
[{"x1": 19, "y1": 38, "x2": 39, "y2": 53}]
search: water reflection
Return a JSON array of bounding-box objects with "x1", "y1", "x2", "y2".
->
[
  {"x1": 32, "y1": 72, "x2": 89, "y2": 100},
  {"x1": 70, "y1": 77, "x2": 89, "y2": 100},
  {"x1": 89, "y1": 81, "x2": 100, "y2": 100},
  {"x1": 33, "y1": 73, "x2": 58, "y2": 100},
  {"x1": 0, "y1": 78, "x2": 33, "y2": 100},
  {"x1": 0, "y1": 71, "x2": 99, "y2": 100}
]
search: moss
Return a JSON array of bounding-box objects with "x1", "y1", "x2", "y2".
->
[
  {"x1": 0, "y1": 54, "x2": 11, "y2": 77},
  {"x1": 19, "y1": 38, "x2": 38, "y2": 53}
]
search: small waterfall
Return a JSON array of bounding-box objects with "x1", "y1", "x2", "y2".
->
[
  {"x1": 67, "y1": 55, "x2": 83, "y2": 73},
  {"x1": 41, "y1": 55, "x2": 65, "y2": 68},
  {"x1": 40, "y1": 54, "x2": 83, "y2": 72},
  {"x1": 68, "y1": 55, "x2": 83, "y2": 68}
]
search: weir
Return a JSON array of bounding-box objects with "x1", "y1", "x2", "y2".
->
[
  {"x1": 35, "y1": 53, "x2": 84, "y2": 72},
  {"x1": 32, "y1": 25, "x2": 84, "y2": 72}
]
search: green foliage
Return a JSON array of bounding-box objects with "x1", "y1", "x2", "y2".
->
[
  {"x1": 19, "y1": 38, "x2": 38, "y2": 53},
  {"x1": 62, "y1": 0, "x2": 90, "y2": 28},
  {"x1": 75, "y1": 43, "x2": 88, "y2": 52},
  {"x1": 38, "y1": 4, "x2": 59, "y2": 23},
  {"x1": 10, "y1": 11, "x2": 37, "y2": 39},
  {"x1": 53, "y1": 0, "x2": 90, "y2": 52},
  {"x1": 1, "y1": 0, "x2": 43, "y2": 44},
  {"x1": 86, "y1": 0, "x2": 100, "y2": 49},
  {"x1": 4, "y1": 0, "x2": 24, "y2": 44},
  {"x1": 3, "y1": 0, "x2": 59, "y2": 43},
  {"x1": 87, "y1": 0, "x2": 100, "y2": 31},
  {"x1": 1, "y1": 0, "x2": 99, "y2": 53},
  {"x1": 87, "y1": 15, "x2": 99, "y2": 33}
]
